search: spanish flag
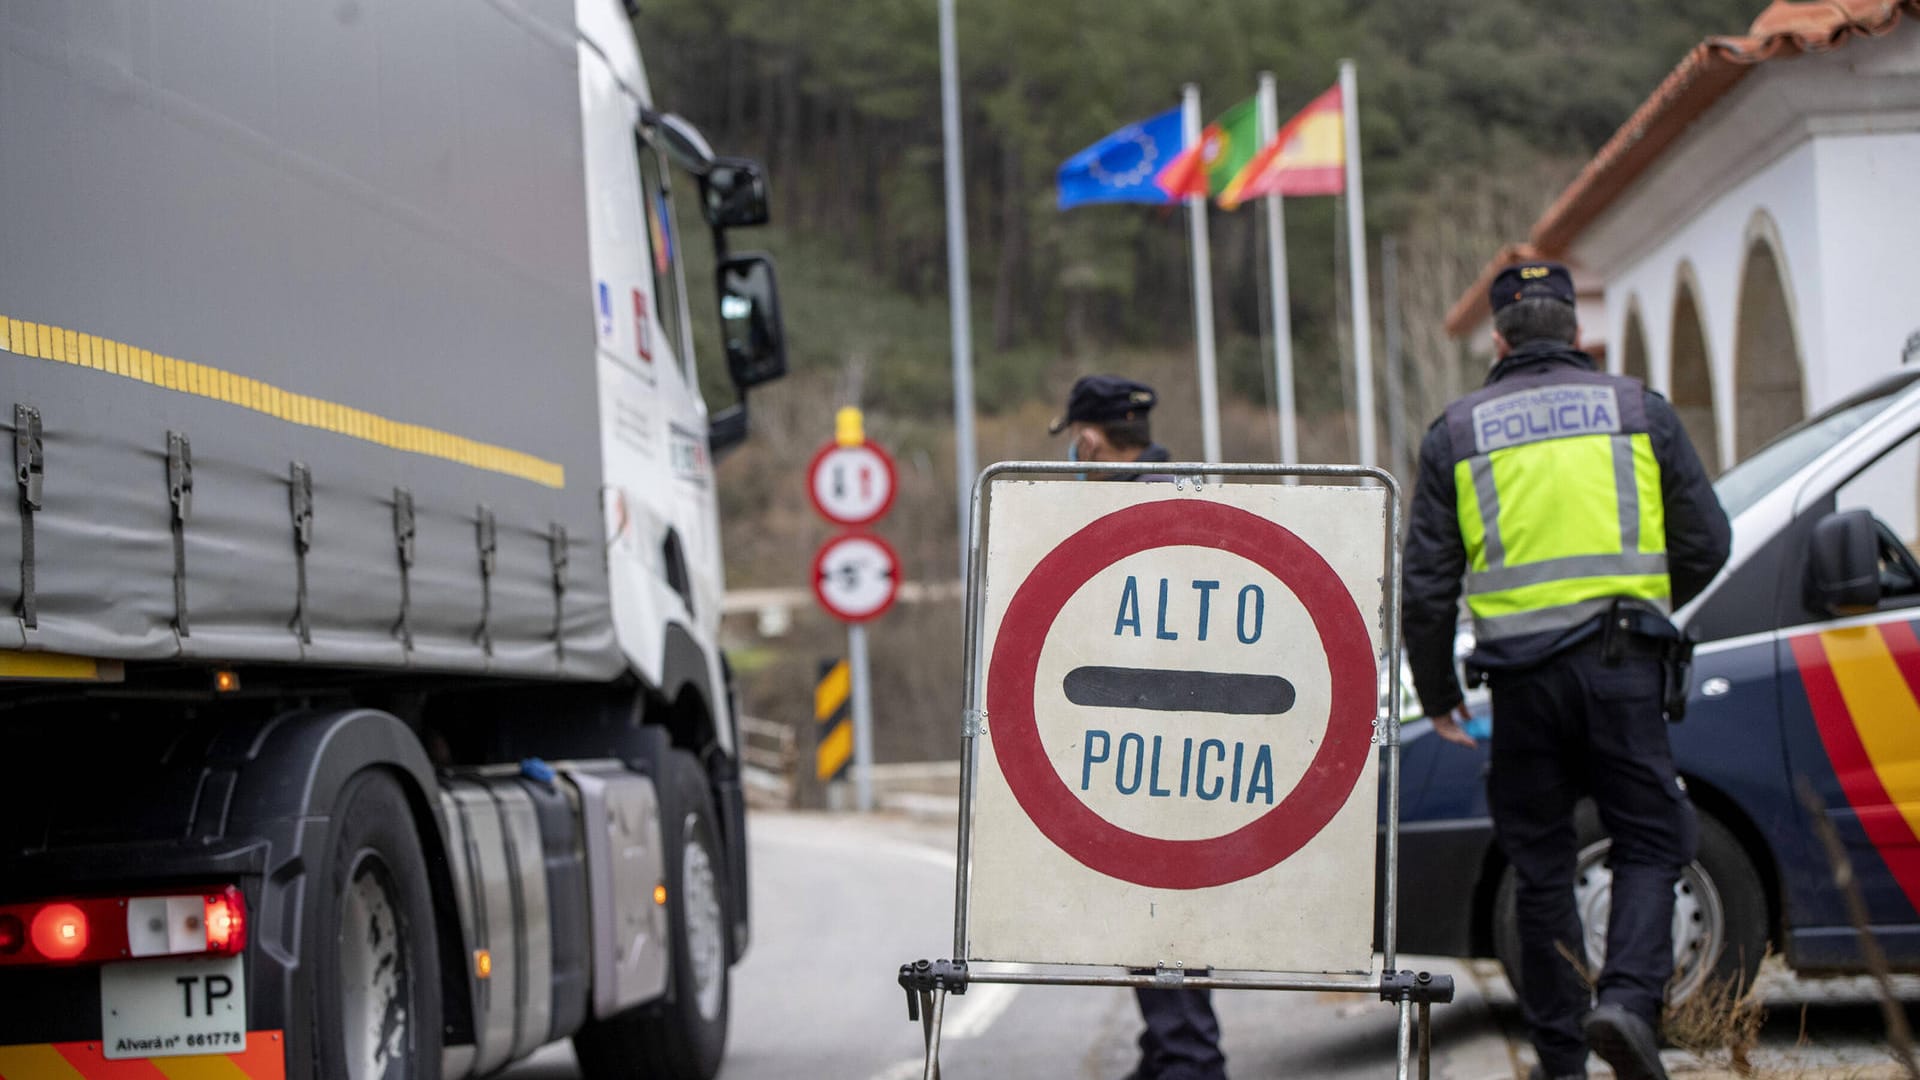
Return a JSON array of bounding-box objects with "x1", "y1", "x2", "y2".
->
[
  {"x1": 1219, "y1": 84, "x2": 1344, "y2": 210},
  {"x1": 1153, "y1": 95, "x2": 1259, "y2": 200}
]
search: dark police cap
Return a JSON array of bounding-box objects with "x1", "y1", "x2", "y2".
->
[
  {"x1": 1048, "y1": 374, "x2": 1157, "y2": 435},
  {"x1": 1489, "y1": 261, "x2": 1576, "y2": 314}
]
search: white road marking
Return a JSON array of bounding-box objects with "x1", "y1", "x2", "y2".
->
[{"x1": 942, "y1": 981, "x2": 1020, "y2": 1039}]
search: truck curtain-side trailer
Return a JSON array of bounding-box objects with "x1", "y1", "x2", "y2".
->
[{"x1": 0, "y1": 1, "x2": 788, "y2": 1077}]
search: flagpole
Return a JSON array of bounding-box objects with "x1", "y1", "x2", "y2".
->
[
  {"x1": 1256, "y1": 72, "x2": 1298, "y2": 469},
  {"x1": 1182, "y1": 83, "x2": 1224, "y2": 465},
  {"x1": 1339, "y1": 59, "x2": 1376, "y2": 469}
]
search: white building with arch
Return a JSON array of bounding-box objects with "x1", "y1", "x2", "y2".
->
[{"x1": 1446, "y1": 0, "x2": 1920, "y2": 472}]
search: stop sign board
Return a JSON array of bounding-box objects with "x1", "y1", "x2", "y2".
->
[
  {"x1": 813, "y1": 533, "x2": 900, "y2": 623},
  {"x1": 808, "y1": 440, "x2": 897, "y2": 527},
  {"x1": 966, "y1": 479, "x2": 1387, "y2": 975}
]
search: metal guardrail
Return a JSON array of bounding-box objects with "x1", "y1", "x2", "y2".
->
[{"x1": 739, "y1": 715, "x2": 795, "y2": 779}]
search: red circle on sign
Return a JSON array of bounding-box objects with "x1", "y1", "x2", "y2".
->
[
  {"x1": 812, "y1": 532, "x2": 901, "y2": 623},
  {"x1": 807, "y1": 440, "x2": 899, "y2": 527},
  {"x1": 986, "y1": 500, "x2": 1376, "y2": 890}
]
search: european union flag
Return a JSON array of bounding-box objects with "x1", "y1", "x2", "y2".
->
[{"x1": 1056, "y1": 107, "x2": 1184, "y2": 210}]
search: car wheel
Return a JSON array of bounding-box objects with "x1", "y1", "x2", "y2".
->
[
  {"x1": 575, "y1": 748, "x2": 731, "y2": 1079},
  {"x1": 312, "y1": 770, "x2": 443, "y2": 1080},
  {"x1": 1494, "y1": 810, "x2": 1766, "y2": 1004}
]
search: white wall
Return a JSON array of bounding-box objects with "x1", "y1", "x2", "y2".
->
[{"x1": 1811, "y1": 129, "x2": 1920, "y2": 404}]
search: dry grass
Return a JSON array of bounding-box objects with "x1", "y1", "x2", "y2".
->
[{"x1": 1662, "y1": 961, "x2": 1768, "y2": 1076}]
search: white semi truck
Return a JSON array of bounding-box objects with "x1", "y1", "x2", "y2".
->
[{"x1": 0, "y1": 2, "x2": 782, "y2": 1077}]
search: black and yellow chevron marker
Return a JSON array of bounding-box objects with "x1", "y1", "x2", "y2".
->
[{"x1": 815, "y1": 658, "x2": 852, "y2": 782}]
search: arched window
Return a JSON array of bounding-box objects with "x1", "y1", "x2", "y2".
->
[
  {"x1": 1670, "y1": 270, "x2": 1721, "y2": 475},
  {"x1": 1733, "y1": 222, "x2": 1805, "y2": 461},
  {"x1": 1620, "y1": 300, "x2": 1649, "y2": 383}
]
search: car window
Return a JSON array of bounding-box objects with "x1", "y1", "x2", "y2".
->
[
  {"x1": 1716, "y1": 391, "x2": 1903, "y2": 518},
  {"x1": 1834, "y1": 431, "x2": 1920, "y2": 601},
  {"x1": 635, "y1": 135, "x2": 688, "y2": 378}
]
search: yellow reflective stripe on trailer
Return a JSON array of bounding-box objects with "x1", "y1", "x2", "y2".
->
[
  {"x1": 0, "y1": 651, "x2": 123, "y2": 682},
  {"x1": 2, "y1": 312, "x2": 564, "y2": 490}
]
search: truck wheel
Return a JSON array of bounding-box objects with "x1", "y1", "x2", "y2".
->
[
  {"x1": 576, "y1": 749, "x2": 731, "y2": 1079},
  {"x1": 313, "y1": 770, "x2": 443, "y2": 1080},
  {"x1": 1494, "y1": 810, "x2": 1767, "y2": 1005}
]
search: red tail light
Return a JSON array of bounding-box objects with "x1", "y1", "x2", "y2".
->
[
  {"x1": 0, "y1": 886, "x2": 247, "y2": 967},
  {"x1": 202, "y1": 886, "x2": 246, "y2": 955},
  {"x1": 29, "y1": 904, "x2": 88, "y2": 961}
]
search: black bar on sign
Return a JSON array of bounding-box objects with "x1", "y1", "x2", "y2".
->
[{"x1": 1062, "y1": 667, "x2": 1296, "y2": 715}]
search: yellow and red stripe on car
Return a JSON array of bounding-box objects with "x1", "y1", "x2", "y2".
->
[
  {"x1": 0, "y1": 1034, "x2": 283, "y2": 1080},
  {"x1": 1790, "y1": 618, "x2": 1920, "y2": 911}
]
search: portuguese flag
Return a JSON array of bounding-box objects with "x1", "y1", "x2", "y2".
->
[
  {"x1": 1153, "y1": 95, "x2": 1259, "y2": 200},
  {"x1": 1219, "y1": 83, "x2": 1345, "y2": 209}
]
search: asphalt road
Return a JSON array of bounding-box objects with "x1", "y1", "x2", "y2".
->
[
  {"x1": 503, "y1": 807, "x2": 1510, "y2": 1080},
  {"x1": 501, "y1": 807, "x2": 1915, "y2": 1080}
]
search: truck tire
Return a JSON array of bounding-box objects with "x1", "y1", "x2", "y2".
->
[
  {"x1": 1494, "y1": 809, "x2": 1767, "y2": 1006},
  {"x1": 575, "y1": 749, "x2": 731, "y2": 1079},
  {"x1": 312, "y1": 769, "x2": 444, "y2": 1080}
]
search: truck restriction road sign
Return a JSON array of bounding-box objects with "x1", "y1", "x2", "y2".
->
[
  {"x1": 812, "y1": 534, "x2": 900, "y2": 623},
  {"x1": 808, "y1": 440, "x2": 897, "y2": 527},
  {"x1": 967, "y1": 480, "x2": 1388, "y2": 975}
]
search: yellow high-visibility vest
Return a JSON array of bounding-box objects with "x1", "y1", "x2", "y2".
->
[{"x1": 1442, "y1": 372, "x2": 1668, "y2": 641}]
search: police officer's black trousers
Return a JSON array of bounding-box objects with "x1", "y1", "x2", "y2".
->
[
  {"x1": 1486, "y1": 640, "x2": 1698, "y2": 1076},
  {"x1": 1132, "y1": 988, "x2": 1225, "y2": 1079}
]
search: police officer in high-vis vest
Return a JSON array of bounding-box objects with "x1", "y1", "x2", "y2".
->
[
  {"x1": 1403, "y1": 263, "x2": 1730, "y2": 1080},
  {"x1": 1051, "y1": 375, "x2": 1225, "y2": 1080}
]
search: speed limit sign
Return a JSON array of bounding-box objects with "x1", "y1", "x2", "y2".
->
[
  {"x1": 813, "y1": 534, "x2": 901, "y2": 623},
  {"x1": 808, "y1": 440, "x2": 897, "y2": 527}
]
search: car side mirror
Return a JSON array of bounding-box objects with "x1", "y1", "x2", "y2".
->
[
  {"x1": 700, "y1": 157, "x2": 770, "y2": 229},
  {"x1": 1809, "y1": 509, "x2": 1883, "y2": 615},
  {"x1": 717, "y1": 253, "x2": 787, "y2": 390}
]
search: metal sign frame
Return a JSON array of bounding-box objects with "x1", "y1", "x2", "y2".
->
[{"x1": 898, "y1": 461, "x2": 1453, "y2": 1080}]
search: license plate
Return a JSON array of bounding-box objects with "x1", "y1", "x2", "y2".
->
[{"x1": 99, "y1": 955, "x2": 246, "y2": 1060}]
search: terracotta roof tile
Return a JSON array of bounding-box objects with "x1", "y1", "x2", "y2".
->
[{"x1": 1444, "y1": 0, "x2": 1920, "y2": 339}]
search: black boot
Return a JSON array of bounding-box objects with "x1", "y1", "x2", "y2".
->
[{"x1": 1582, "y1": 1004, "x2": 1669, "y2": 1080}]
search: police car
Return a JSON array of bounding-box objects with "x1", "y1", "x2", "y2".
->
[{"x1": 1390, "y1": 368, "x2": 1920, "y2": 1000}]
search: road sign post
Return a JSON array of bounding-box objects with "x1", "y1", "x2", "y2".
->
[
  {"x1": 809, "y1": 408, "x2": 900, "y2": 812},
  {"x1": 897, "y1": 461, "x2": 1452, "y2": 1080}
]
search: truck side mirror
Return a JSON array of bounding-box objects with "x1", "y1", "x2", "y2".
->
[
  {"x1": 1809, "y1": 509, "x2": 1883, "y2": 615},
  {"x1": 717, "y1": 253, "x2": 787, "y2": 390},
  {"x1": 700, "y1": 157, "x2": 770, "y2": 229}
]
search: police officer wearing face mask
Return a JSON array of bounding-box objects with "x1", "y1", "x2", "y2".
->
[
  {"x1": 1050, "y1": 375, "x2": 1175, "y2": 483},
  {"x1": 1402, "y1": 263, "x2": 1730, "y2": 1080},
  {"x1": 1051, "y1": 374, "x2": 1224, "y2": 1080}
]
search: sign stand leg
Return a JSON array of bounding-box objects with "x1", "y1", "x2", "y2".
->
[
  {"x1": 1418, "y1": 999, "x2": 1433, "y2": 1080},
  {"x1": 920, "y1": 988, "x2": 946, "y2": 1080},
  {"x1": 1396, "y1": 998, "x2": 1413, "y2": 1080},
  {"x1": 848, "y1": 622, "x2": 875, "y2": 812}
]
